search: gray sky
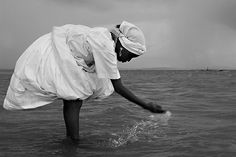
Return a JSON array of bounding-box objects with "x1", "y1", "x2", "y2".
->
[{"x1": 1, "y1": 0, "x2": 236, "y2": 69}]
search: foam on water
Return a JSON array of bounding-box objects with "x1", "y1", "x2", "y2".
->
[{"x1": 110, "y1": 111, "x2": 172, "y2": 148}]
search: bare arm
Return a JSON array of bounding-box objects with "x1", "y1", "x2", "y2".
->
[{"x1": 111, "y1": 78, "x2": 165, "y2": 113}]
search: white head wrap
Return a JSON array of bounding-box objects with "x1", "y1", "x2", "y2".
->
[{"x1": 110, "y1": 21, "x2": 146, "y2": 56}]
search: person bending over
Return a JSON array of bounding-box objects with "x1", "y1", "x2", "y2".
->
[{"x1": 4, "y1": 21, "x2": 166, "y2": 141}]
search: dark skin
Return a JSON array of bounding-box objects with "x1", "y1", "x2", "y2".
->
[
  {"x1": 115, "y1": 39, "x2": 139, "y2": 63},
  {"x1": 111, "y1": 36, "x2": 166, "y2": 113},
  {"x1": 63, "y1": 31, "x2": 166, "y2": 141}
]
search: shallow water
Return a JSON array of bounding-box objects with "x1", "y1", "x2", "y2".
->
[{"x1": 1, "y1": 70, "x2": 236, "y2": 157}]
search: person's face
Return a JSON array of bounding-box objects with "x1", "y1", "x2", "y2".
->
[
  {"x1": 115, "y1": 39, "x2": 138, "y2": 63},
  {"x1": 117, "y1": 47, "x2": 138, "y2": 62}
]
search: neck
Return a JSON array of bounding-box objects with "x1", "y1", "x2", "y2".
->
[{"x1": 110, "y1": 32, "x2": 116, "y2": 42}]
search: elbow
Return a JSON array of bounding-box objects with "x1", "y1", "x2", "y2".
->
[
  {"x1": 111, "y1": 79, "x2": 124, "y2": 94},
  {"x1": 113, "y1": 85, "x2": 121, "y2": 94},
  {"x1": 113, "y1": 83, "x2": 124, "y2": 94}
]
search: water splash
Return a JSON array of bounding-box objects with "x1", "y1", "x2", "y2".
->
[
  {"x1": 149, "y1": 111, "x2": 172, "y2": 123},
  {"x1": 110, "y1": 111, "x2": 172, "y2": 148}
]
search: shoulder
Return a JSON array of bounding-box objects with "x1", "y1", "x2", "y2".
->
[
  {"x1": 87, "y1": 27, "x2": 114, "y2": 51},
  {"x1": 90, "y1": 27, "x2": 111, "y2": 38},
  {"x1": 52, "y1": 24, "x2": 92, "y2": 35}
]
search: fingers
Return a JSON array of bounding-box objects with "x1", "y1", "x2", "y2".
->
[
  {"x1": 152, "y1": 108, "x2": 166, "y2": 113},
  {"x1": 145, "y1": 102, "x2": 166, "y2": 113},
  {"x1": 148, "y1": 106, "x2": 165, "y2": 113}
]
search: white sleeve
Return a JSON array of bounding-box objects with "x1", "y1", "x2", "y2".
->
[{"x1": 87, "y1": 29, "x2": 120, "y2": 79}]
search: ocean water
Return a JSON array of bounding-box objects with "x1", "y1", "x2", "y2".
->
[{"x1": 0, "y1": 70, "x2": 236, "y2": 157}]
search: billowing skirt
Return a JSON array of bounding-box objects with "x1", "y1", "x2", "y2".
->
[{"x1": 3, "y1": 32, "x2": 114, "y2": 110}]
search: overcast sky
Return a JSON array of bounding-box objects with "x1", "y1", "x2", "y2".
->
[{"x1": 1, "y1": 0, "x2": 236, "y2": 69}]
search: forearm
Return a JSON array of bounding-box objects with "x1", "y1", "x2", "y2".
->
[
  {"x1": 111, "y1": 79, "x2": 147, "y2": 108},
  {"x1": 111, "y1": 78, "x2": 166, "y2": 113}
]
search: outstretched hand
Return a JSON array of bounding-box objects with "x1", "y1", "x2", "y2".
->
[{"x1": 143, "y1": 102, "x2": 166, "y2": 113}]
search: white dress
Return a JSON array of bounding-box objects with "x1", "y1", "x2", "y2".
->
[{"x1": 3, "y1": 24, "x2": 120, "y2": 110}]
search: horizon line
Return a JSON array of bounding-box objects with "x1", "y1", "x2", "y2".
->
[{"x1": 0, "y1": 67, "x2": 236, "y2": 71}]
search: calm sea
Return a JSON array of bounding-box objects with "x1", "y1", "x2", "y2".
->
[{"x1": 0, "y1": 70, "x2": 236, "y2": 157}]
